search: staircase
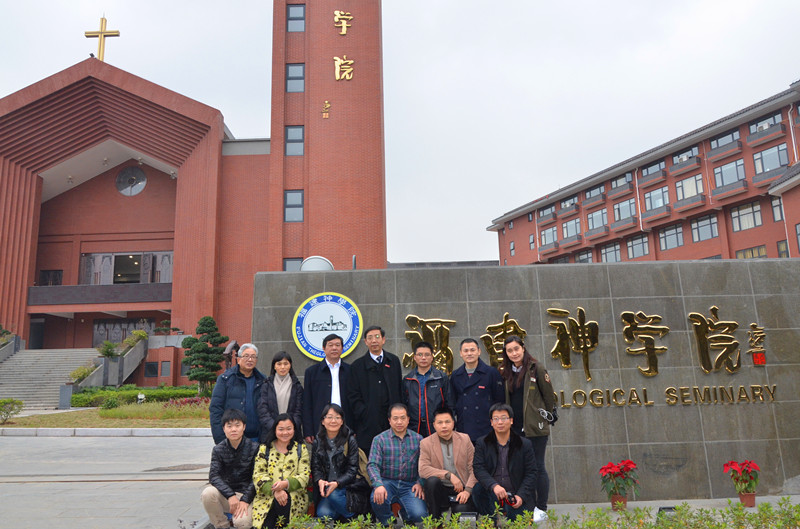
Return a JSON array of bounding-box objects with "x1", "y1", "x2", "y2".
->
[{"x1": 0, "y1": 348, "x2": 99, "y2": 409}]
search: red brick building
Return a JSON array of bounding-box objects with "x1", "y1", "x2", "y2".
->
[
  {"x1": 0, "y1": 0, "x2": 387, "y2": 379},
  {"x1": 489, "y1": 81, "x2": 800, "y2": 265}
]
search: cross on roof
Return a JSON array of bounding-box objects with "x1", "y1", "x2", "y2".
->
[{"x1": 84, "y1": 16, "x2": 120, "y2": 62}]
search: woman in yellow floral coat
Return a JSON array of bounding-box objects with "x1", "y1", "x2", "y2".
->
[{"x1": 252, "y1": 414, "x2": 310, "y2": 529}]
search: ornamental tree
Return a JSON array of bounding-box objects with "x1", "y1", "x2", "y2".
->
[{"x1": 181, "y1": 316, "x2": 229, "y2": 395}]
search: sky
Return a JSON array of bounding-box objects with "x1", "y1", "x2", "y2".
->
[{"x1": 2, "y1": 1, "x2": 800, "y2": 264}]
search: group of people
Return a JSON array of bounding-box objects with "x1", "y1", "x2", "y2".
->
[{"x1": 201, "y1": 325, "x2": 557, "y2": 529}]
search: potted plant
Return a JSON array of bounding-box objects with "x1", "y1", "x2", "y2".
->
[
  {"x1": 723, "y1": 459, "x2": 760, "y2": 507},
  {"x1": 599, "y1": 459, "x2": 640, "y2": 510}
]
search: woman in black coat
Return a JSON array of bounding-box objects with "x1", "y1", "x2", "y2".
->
[
  {"x1": 258, "y1": 351, "x2": 304, "y2": 441},
  {"x1": 310, "y1": 404, "x2": 371, "y2": 519}
]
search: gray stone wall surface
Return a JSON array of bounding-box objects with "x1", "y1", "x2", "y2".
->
[{"x1": 251, "y1": 260, "x2": 799, "y2": 504}]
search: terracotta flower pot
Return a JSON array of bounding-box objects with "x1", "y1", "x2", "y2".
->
[
  {"x1": 610, "y1": 494, "x2": 627, "y2": 511},
  {"x1": 739, "y1": 492, "x2": 756, "y2": 507}
]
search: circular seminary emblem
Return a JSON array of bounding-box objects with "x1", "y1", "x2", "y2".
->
[{"x1": 292, "y1": 292, "x2": 363, "y2": 361}]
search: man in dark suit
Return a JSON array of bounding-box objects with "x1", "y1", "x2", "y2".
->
[
  {"x1": 472, "y1": 403, "x2": 539, "y2": 521},
  {"x1": 302, "y1": 333, "x2": 351, "y2": 442},
  {"x1": 347, "y1": 325, "x2": 403, "y2": 453}
]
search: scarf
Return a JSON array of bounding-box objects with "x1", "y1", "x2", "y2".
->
[{"x1": 273, "y1": 374, "x2": 292, "y2": 414}]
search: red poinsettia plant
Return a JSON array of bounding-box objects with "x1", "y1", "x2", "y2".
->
[
  {"x1": 599, "y1": 459, "x2": 640, "y2": 498},
  {"x1": 723, "y1": 460, "x2": 760, "y2": 493}
]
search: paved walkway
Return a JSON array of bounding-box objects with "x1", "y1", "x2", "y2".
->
[{"x1": 0, "y1": 426, "x2": 797, "y2": 528}]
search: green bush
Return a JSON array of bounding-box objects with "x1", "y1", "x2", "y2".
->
[
  {"x1": 71, "y1": 386, "x2": 199, "y2": 407},
  {"x1": 96, "y1": 340, "x2": 119, "y2": 358},
  {"x1": 0, "y1": 398, "x2": 24, "y2": 424},
  {"x1": 69, "y1": 362, "x2": 97, "y2": 383},
  {"x1": 101, "y1": 396, "x2": 120, "y2": 409}
]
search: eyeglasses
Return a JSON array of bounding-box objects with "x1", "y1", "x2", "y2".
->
[
  {"x1": 491, "y1": 416, "x2": 511, "y2": 423},
  {"x1": 324, "y1": 415, "x2": 343, "y2": 421},
  {"x1": 241, "y1": 354, "x2": 257, "y2": 360},
  {"x1": 365, "y1": 334, "x2": 383, "y2": 341}
]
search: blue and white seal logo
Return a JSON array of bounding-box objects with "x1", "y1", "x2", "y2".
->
[{"x1": 292, "y1": 292, "x2": 363, "y2": 361}]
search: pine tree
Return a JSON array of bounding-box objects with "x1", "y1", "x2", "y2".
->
[{"x1": 181, "y1": 316, "x2": 228, "y2": 395}]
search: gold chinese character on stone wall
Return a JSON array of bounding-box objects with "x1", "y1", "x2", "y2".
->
[
  {"x1": 747, "y1": 322, "x2": 767, "y2": 366},
  {"x1": 688, "y1": 305, "x2": 741, "y2": 374},
  {"x1": 621, "y1": 311, "x2": 669, "y2": 377},
  {"x1": 334, "y1": 10, "x2": 353, "y2": 35},
  {"x1": 334, "y1": 56, "x2": 354, "y2": 80},
  {"x1": 403, "y1": 315, "x2": 456, "y2": 373},
  {"x1": 480, "y1": 312, "x2": 527, "y2": 368},
  {"x1": 322, "y1": 100, "x2": 331, "y2": 118},
  {"x1": 548, "y1": 307, "x2": 598, "y2": 381}
]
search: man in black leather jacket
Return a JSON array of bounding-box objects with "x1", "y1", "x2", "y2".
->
[{"x1": 201, "y1": 409, "x2": 260, "y2": 529}]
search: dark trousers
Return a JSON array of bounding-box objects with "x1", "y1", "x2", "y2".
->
[
  {"x1": 262, "y1": 496, "x2": 291, "y2": 529},
  {"x1": 422, "y1": 476, "x2": 476, "y2": 519},
  {"x1": 528, "y1": 435, "x2": 549, "y2": 511}
]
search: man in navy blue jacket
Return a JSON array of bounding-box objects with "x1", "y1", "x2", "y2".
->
[
  {"x1": 209, "y1": 343, "x2": 266, "y2": 444},
  {"x1": 302, "y1": 333, "x2": 351, "y2": 442},
  {"x1": 450, "y1": 338, "x2": 505, "y2": 443}
]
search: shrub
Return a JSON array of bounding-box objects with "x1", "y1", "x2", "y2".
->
[
  {"x1": 0, "y1": 398, "x2": 23, "y2": 424},
  {"x1": 69, "y1": 362, "x2": 97, "y2": 383},
  {"x1": 96, "y1": 340, "x2": 119, "y2": 358},
  {"x1": 71, "y1": 385, "x2": 198, "y2": 407},
  {"x1": 182, "y1": 316, "x2": 228, "y2": 395},
  {"x1": 0, "y1": 324, "x2": 10, "y2": 346},
  {"x1": 101, "y1": 396, "x2": 120, "y2": 409}
]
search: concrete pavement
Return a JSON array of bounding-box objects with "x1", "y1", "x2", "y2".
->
[{"x1": 0, "y1": 429, "x2": 798, "y2": 528}]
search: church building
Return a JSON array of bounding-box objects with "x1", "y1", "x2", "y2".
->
[{"x1": 0, "y1": 0, "x2": 387, "y2": 381}]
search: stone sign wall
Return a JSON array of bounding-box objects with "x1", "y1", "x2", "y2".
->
[{"x1": 251, "y1": 259, "x2": 799, "y2": 503}]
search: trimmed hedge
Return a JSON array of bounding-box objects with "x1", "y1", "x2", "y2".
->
[{"x1": 71, "y1": 385, "x2": 199, "y2": 407}]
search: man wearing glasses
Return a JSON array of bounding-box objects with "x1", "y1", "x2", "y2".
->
[
  {"x1": 471, "y1": 404, "x2": 537, "y2": 520},
  {"x1": 402, "y1": 341, "x2": 453, "y2": 436},
  {"x1": 209, "y1": 343, "x2": 266, "y2": 444},
  {"x1": 347, "y1": 325, "x2": 403, "y2": 452}
]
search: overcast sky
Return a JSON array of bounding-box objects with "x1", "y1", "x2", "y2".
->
[{"x1": 2, "y1": 1, "x2": 799, "y2": 264}]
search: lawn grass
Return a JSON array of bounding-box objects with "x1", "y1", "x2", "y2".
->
[{"x1": 3, "y1": 407, "x2": 210, "y2": 428}]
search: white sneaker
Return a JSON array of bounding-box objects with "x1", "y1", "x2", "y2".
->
[{"x1": 533, "y1": 507, "x2": 547, "y2": 523}]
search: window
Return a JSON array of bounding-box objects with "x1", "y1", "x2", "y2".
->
[
  {"x1": 642, "y1": 160, "x2": 665, "y2": 177},
  {"x1": 610, "y1": 172, "x2": 632, "y2": 188},
  {"x1": 550, "y1": 256, "x2": 569, "y2": 264},
  {"x1": 772, "y1": 196, "x2": 783, "y2": 221},
  {"x1": 778, "y1": 240, "x2": 789, "y2": 258},
  {"x1": 287, "y1": 4, "x2": 305, "y2": 32},
  {"x1": 286, "y1": 64, "x2": 305, "y2": 92},
  {"x1": 38, "y1": 270, "x2": 63, "y2": 286},
  {"x1": 731, "y1": 202, "x2": 762, "y2": 232},
  {"x1": 736, "y1": 245, "x2": 767, "y2": 259},
  {"x1": 180, "y1": 362, "x2": 190, "y2": 377},
  {"x1": 613, "y1": 198, "x2": 636, "y2": 221},
  {"x1": 644, "y1": 186, "x2": 669, "y2": 210},
  {"x1": 539, "y1": 204, "x2": 555, "y2": 218},
  {"x1": 587, "y1": 208, "x2": 608, "y2": 230},
  {"x1": 691, "y1": 214, "x2": 719, "y2": 242},
  {"x1": 161, "y1": 361, "x2": 170, "y2": 377},
  {"x1": 575, "y1": 249, "x2": 593, "y2": 263},
  {"x1": 284, "y1": 190, "x2": 304, "y2": 222},
  {"x1": 509, "y1": 241, "x2": 515, "y2": 256},
  {"x1": 676, "y1": 174, "x2": 703, "y2": 201},
  {"x1": 283, "y1": 258, "x2": 303, "y2": 271},
  {"x1": 713, "y1": 159, "x2": 745, "y2": 187},
  {"x1": 560, "y1": 195, "x2": 578, "y2": 208},
  {"x1": 562, "y1": 218, "x2": 581, "y2": 238},
  {"x1": 753, "y1": 143, "x2": 789, "y2": 174},
  {"x1": 144, "y1": 362, "x2": 158, "y2": 377},
  {"x1": 659, "y1": 224, "x2": 684, "y2": 250},
  {"x1": 600, "y1": 242, "x2": 621, "y2": 262},
  {"x1": 672, "y1": 146, "x2": 698, "y2": 164},
  {"x1": 508, "y1": 221, "x2": 514, "y2": 230},
  {"x1": 540, "y1": 227, "x2": 557, "y2": 245},
  {"x1": 585, "y1": 184, "x2": 605, "y2": 199},
  {"x1": 529, "y1": 234, "x2": 535, "y2": 250},
  {"x1": 527, "y1": 212, "x2": 534, "y2": 222},
  {"x1": 285, "y1": 126, "x2": 304, "y2": 155},
  {"x1": 749, "y1": 111, "x2": 782, "y2": 134},
  {"x1": 80, "y1": 252, "x2": 173, "y2": 285},
  {"x1": 627, "y1": 235, "x2": 649, "y2": 259},
  {"x1": 710, "y1": 128, "x2": 740, "y2": 149}
]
